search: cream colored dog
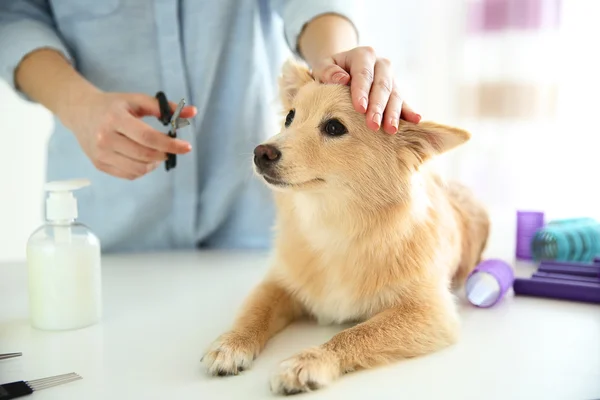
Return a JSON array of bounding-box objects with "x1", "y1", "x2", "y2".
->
[{"x1": 201, "y1": 59, "x2": 490, "y2": 395}]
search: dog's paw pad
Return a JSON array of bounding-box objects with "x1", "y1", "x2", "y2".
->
[
  {"x1": 201, "y1": 332, "x2": 258, "y2": 376},
  {"x1": 270, "y1": 347, "x2": 340, "y2": 395}
]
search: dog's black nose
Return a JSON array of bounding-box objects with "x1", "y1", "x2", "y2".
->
[{"x1": 254, "y1": 144, "x2": 281, "y2": 170}]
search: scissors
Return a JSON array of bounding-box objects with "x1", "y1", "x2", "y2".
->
[{"x1": 155, "y1": 91, "x2": 191, "y2": 171}]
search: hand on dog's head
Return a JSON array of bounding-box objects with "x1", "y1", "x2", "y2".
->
[{"x1": 253, "y1": 59, "x2": 471, "y2": 202}]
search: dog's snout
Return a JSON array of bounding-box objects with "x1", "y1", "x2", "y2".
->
[{"x1": 254, "y1": 144, "x2": 281, "y2": 170}]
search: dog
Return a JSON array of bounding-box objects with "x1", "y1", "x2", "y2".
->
[{"x1": 201, "y1": 59, "x2": 490, "y2": 395}]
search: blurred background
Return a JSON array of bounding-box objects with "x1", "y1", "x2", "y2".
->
[{"x1": 1, "y1": 0, "x2": 598, "y2": 262}]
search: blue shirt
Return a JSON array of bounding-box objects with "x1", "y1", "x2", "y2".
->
[{"x1": 0, "y1": 0, "x2": 360, "y2": 253}]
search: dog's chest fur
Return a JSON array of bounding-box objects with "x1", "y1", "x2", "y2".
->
[
  {"x1": 271, "y1": 176, "x2": 465, "y2": 325},
  {"x1": 273, "y1": 195, "x2": 431, "y2": 325},
  {"x1": 279, "y1": 254, "x2": 402, "y2": 325}
]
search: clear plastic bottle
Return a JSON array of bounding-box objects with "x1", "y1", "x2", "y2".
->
[{"x1": 26, "y1": 179, "x2": 102, "y2": 331}]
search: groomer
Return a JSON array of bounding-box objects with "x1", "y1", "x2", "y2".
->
[{"x1": 0, "y1": 1, "x2": 420, "y2": 253}]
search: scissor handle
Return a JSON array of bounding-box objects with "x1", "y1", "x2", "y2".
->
[
  {"x1": 155, "y1": 91, "x2": 172, "y2": 126},
  {"x1": 155, "y1": 91, "x2": 177, "y2": 171}
]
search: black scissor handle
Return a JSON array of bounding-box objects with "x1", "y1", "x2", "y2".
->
[
  {"x1": 155, "y1": 91, "x2": 176, "y2": 171},
  {"x1": 155, "y1": 91, "x2": 172, "y2": 126}
]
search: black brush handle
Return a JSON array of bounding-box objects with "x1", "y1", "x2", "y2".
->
[{"x1": 0, "y1": 381, "x2": 33, "y2": 399}]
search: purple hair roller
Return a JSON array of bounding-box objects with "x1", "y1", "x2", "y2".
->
[
  {"x1": 513, "y1": 277, "x2": 600, "y2": 304},
  {"x1": 516, "y1": 211, "x2": 545, "y2": 260},
  {"x1": 537, "y1": 262, "x2": 600, "y2": 277},
  {"x1": 465, "y1": 259, "x2": 515, "y2": 307},
  {"x1": 532, "y1": 271, "x2": 600, "y2": 284}
]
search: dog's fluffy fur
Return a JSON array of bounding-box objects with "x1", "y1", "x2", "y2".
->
[{"x1": 201, "y1": 59, "x2": 490, "y2": 395}]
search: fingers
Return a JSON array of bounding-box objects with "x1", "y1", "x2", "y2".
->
[
  {"x1": 97, "y1": 152, "x2": 160, "y2": 180},
  {"x1": 313, "y1": 58, "x2": 351, "y2": 85},
  {"x1": 95, "y1": 163, "x2": 134, "y2": 180},
  {"x1": 126, "y1": 93, "x2": 197, "y2": 119},
  {"x1": 102, "y1": 152, "x2": 160, "y2": 179},
  {"x1": 117, "y1": 114, "x2": 192, "y2": 154},
  {"x1": 111, "y1": 132, "x2": 167, "y2": 163},
  {"x1": 400, "y1": 102, "x2": 421, "y2": 124},
  {"x1": 348, "y1": 47, "x2": 377, "y2": 114},
  {"x1": 168, "y1": 101, "x2": 197, "y2": 119},
  {"x1": 366, "y1": 58, "x2": 394, "y2": 132},
  {"x1": 327, "y1": 46, "x2": 422, "y2": 133},
  {"x1": 381, "y1": 78, "x2": 403, "y2": 134}
]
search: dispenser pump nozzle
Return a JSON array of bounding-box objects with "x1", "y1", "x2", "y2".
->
[{"x1": 44, "y1": 179, "x2": 90, "y2": 222}]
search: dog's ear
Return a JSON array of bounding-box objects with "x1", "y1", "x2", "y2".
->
[
  {"x1": 400, "y1": 121, "x2": 471, "y2": 162},
  {"x1": 278, "y1": 59, "x2": 314, "y2": 109}
]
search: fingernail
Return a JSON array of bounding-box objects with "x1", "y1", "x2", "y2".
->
[
  {"x1": 391, "y1": 118, "x2": 398, "y2": 130},
  {"x1": 372, "y1": 113, "x2": 381, "y2": 127},
  {"x1": 359, "y1": 97, "x2": 368, "y2": 112},
  {"x1": 332, "y1": 72, "x2": 348, "y2": 83},
  {"x1": 416, "y1": 114, "x2": 422, "y2": 122}
]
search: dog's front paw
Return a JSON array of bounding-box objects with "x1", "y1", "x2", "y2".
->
[
  {"x1": 201, "y1": 331, "x2": 260, "y2": 376},
  {"x1": 270, "y1": 347, "x2": 341, "y2": 395}
]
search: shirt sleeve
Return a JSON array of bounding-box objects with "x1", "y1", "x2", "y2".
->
[
  {"x1": 0, "y1": 0, "x2": 74, "y2": 95},
  {"x1": 270, "y1": 0, "x2": 363, "y2": 57}
]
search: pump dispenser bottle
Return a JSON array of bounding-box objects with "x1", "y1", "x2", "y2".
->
[{"x1": 26, "y1": 179, "x2": 102, "y2": 331}]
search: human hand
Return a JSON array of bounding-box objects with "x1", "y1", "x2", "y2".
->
[
  {"x1": 62, "y1": 92, "x2": 196, "y2": 180},
  {"x1": 311, "y1": 46, "x2": 421, "y2": 134}
]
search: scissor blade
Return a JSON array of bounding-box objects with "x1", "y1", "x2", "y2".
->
[
  {"x1": 170, "y1": 99, "x2": 186, "y2": 128},
  {"x1": 175, "y1": 118, "x2": 190, "y2": 129}
]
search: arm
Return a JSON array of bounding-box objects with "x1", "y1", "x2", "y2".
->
[
  {"x1": 15, "y1": 49, "x2": 100, "y2": 125},
  {"x1": 297, "y1": 14, "x2": 358, "y2": 71},
  {"x1": 0, "y1": 1, "x2": 98, "y2": 125},
  {"x1": 0, "y1": 0, "x2": 76, "y2": 97}
]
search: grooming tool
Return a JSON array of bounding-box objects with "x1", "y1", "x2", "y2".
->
[
  {"x1": 537, "y1": 262, "x2": 600, "y2": 277},
  {"x1": 540, "y1": 259, "x2": 600, "y2": 268},
  {"x1": 532, "y1": 271, "x2": 600, "y2": 284},
  {"x1": 531, "y1": 218, "x2": 600, "y2": 262},
  {"x1": 516, "y1": 211, "x2": 545, "y2": 260},
  {"x1": 155, "y1": 91, "x2": 191, "y2": 171},
  {"x1": 0, "y1": 353, "x2": 21, "y2": 361},
  {"x1": 465, "y1": 259, "x2": 515, "y2": 307},
  {"x1": 0, "y1": 373, "x2": 81, "y2": 399},
  {"x1": 513, "y1": 276, "x2": 600, "y2": 304}
]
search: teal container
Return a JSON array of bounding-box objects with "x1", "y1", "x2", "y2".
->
[{"x1": 531, "y1": 218, "x2": 600, "y2": 262}]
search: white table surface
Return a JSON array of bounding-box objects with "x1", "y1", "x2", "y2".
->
[{"x1": 1, "y1": 250, "x2": 599, "y2": 400}]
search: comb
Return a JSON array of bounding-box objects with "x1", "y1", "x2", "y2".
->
[
  {"x1": 0, "y1": 353, "x2": 21, "y2": 361},
  {"x1": 0, "y1": 373, "x2": 82, "y2": 399}
]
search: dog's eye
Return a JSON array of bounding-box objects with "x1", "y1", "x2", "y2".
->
[
  {"x1": 322, "y1": 119, "x2": 348, "y2": 137},
  {"x1": 285, "y1": 109, "x2": 295, "y2": 127}
]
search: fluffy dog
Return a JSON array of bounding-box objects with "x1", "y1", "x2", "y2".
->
[{"x1": 201, "y1": 59, "x2": 490, "y2": 395}]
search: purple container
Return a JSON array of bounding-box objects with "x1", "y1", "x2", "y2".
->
[
  {"x1": 516, "y1": 210, "x2": 545, "y2": 260},
  {"x1": 466, "y1": 259, "x2": 515, "y2": 308}
]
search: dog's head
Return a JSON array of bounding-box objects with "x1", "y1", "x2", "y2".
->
[{"x1": 253, "y1": 59, "x2": 470, "y2": 203}]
